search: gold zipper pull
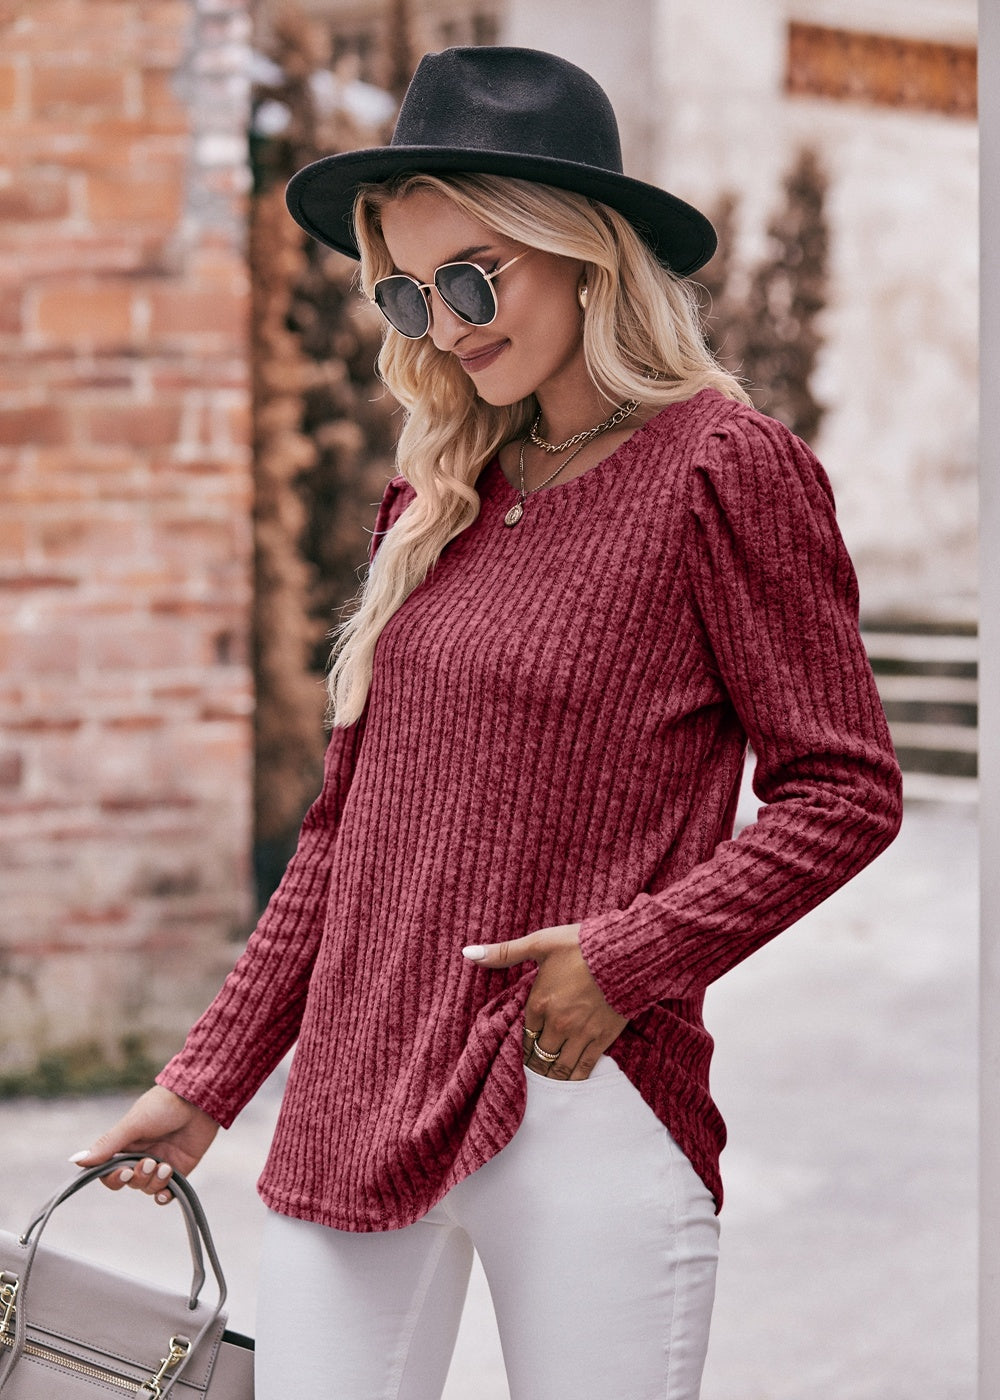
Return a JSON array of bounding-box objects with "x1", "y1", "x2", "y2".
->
[{"x1": 142, "y1": 1335, "x2": 191, "y2": 1397}]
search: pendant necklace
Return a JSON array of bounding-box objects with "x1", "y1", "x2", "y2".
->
[{"x1": 503, "y1": 399, "x2": 638, "y2": 528}]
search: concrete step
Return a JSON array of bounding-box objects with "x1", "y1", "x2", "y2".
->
[
  {"x1": 885, "y1": 720, "x2": 979, "y2": 753},
  {"x1": 861, "y1": 626, "x2": 978, "y2": 786},
  {"x1": 873, "y1": 673, "x2": 978, "y2": 705},
  {"x1": 862, "y1": 629, "x2": 979, "y2": 666}
]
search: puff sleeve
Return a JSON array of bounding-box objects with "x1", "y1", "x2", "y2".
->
[{"x1": 577, "y1": 412, "x2": 903, "y2": 1018}]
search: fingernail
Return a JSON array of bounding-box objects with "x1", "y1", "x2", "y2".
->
[
  {"x1": 68, "y1": 1150, "x2": 90, "y2": 1164},
  {"x1": 155, "y1": 1163, "x2": 171, "y2": 1181},
  {"x1": 462, "y1": 945, "x2": 486, "y2": 961},
  {"x1": 155, "y1": 1191, "x2": 171, "y2": 1205},
  {"x1": 140, "y1": 1158, "x2": 156, "y2": 1174},
  {"x1": 118, "y1": 1167, "x2": 134, "y2": 1183}
]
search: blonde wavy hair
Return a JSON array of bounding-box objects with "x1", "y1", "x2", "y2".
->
[{"x1": 327, "y1": 172, "x2": 751, "y2": 726}]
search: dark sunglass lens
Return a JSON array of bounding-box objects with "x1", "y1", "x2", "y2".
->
[
  {"x1": 374, "y1": 277, "x2": 429, "y2": 337},
  {"x1": 435, "y1": 264, "x2": 496, "y2": 325}
]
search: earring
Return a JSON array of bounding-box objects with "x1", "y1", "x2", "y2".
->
[{"x1": 578, "y1": 282, "x2": 589, "y2": 310}]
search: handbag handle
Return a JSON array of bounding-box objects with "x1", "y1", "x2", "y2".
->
[
  {"x1": 20, "y1": 1155, "x2": 209, "y2": 1309},
  {"x1": 0, "y1": 1155, "x2": 230, "y2": 1398}
]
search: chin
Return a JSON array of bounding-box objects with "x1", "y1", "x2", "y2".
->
[{"x1": 473, "y1": 386, "x2": 525, "y2": 408}]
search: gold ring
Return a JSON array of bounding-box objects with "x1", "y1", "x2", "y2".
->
[
  {"x1": 522, "y1": 1027, "x2": 539, "y2": 1043},
  {"x1": 531, "y1": 1043, "x2": 560, "y2": 1064}
]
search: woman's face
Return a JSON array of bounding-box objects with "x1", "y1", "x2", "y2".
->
[{"x1": 378, "y1": 188, "x2": 587, "y2": 408}]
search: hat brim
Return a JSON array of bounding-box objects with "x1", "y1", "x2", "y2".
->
[{"x1": 286, "y1": 146, "x2": 717, "y2": 276}]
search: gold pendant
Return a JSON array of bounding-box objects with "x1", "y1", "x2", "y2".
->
[{"x1": 504, "y1": 502, "x2": 524, "y2": 527}]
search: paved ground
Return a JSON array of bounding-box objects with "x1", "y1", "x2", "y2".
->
[{"x1": 0, "y1": 798, "x2": 976, "y2": 1398}]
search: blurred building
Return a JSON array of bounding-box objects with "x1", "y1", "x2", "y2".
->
[
  {"x1": 0, "y1": 0, "x2": 977, "y2": 1078},
  {"x1": 500, "y1": 0, "x2": 978, "y2": 623}
]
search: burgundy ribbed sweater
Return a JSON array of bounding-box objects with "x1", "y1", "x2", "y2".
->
[{"x1": 158, "y1": 389, "x2": 902, "y2": 1227}]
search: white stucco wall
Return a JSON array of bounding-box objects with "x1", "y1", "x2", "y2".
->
[
  {"x1": 502, "y1": 0, "x2": 978, "y2": 621},
  {"x1": 492, "y1": 0, "x2": 658, "y2": 178}
]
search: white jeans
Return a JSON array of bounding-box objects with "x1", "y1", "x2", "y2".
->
[{"x1": 256, "y1": 1057, "x2": 719, "y2": 1400}]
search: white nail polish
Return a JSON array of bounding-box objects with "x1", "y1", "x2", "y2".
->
[
  {"x1": 156, "y1": 1163, "x2": 171, "y2": 1181},
  {"x1": 118, "y1": 1168, "x2": 134, "y2": 1183},
  {"x1": 68, "y1": 1150, "x2": 90, "y2": 1164},
  {"x1": 462, "y1": 945, "x2": 486, "y2": 960}
]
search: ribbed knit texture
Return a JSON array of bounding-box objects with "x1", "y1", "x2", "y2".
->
[{"x1": 158, "y1": 389, "x2": 902, "y2": 1227}]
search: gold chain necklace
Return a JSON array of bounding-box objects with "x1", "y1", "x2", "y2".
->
[
  {"x1": 504, "y1": 406, "x2": 635, "y2": 528},
  {"x1": 529, "y1": 399, "x2": 639, "y2": 454}
]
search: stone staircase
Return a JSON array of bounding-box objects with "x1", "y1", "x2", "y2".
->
[{"x1": 862, "y1": 623, "x2": 978, "y2": 802}]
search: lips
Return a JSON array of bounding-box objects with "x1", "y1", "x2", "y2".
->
[{"x1": 457, "y1": 340, "x2": 508, "y2": 373}]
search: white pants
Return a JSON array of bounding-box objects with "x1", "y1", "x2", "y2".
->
[{"x1": 256, "y1": 1057, "x2": 719, "y2": 1400}]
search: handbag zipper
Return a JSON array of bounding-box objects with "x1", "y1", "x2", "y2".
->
[
  {"x1": 0, "y1": 1281, "x2": 190, "y2": 1398},
  {"x1": 1, "y1": 1330, "x2": 150, "y2": 1392}
]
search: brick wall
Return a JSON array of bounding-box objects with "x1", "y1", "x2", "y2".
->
[{"x1": 0, "y1": 0, "x2": 255, "y2": 1084}]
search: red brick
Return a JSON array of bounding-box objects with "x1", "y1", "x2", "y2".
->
[
  {"x1": 151, "y1": 683, "x2": 201, "y2": 703},
  {"x1": 0, "y1": 285, "x2": 22, "y2": 334},
  {"x1": 149, "y1": 287, "x2": 247, "y2": 340},
  {"x1": 0, "y1": 752, "x2": 24, "y2": 790},
  {"x1": 200, "y1": 693, "x2": 252, "y2": 721},
  {"x1": 12, "y1": 122, "x2": 154, "y2": 172},
  {"x1": 137, "y1": 4, "x2": 191, "y2": 64},
  {"x1": 0, "y1": 572, "x2": 79, "y2": 593},
  {"x1": 149, "y1": 459, "x2": 235, "y2": 487},
  {"x1": 0, "y1": 2, "x2": 136, "y2": 52},
  {"x1": 32, "y1": 64, "x2": 127, "y2": 118},
  {"x1": 225, "y1": 399, "x2": 251, "y2": 445},
  {"x1": 0, "y1": 405, "x2": 71, "y2": 446},
  {"x1": 87, "y1": 620, "x2": 202, "y2": 670},
  {"x1": 0, "y1": 64, "x2": 19, "y2": 112},
  {"x1": 8, "y1": 627, "x2": 82, "y2": 673},
  {"x1": 63, "y1": 904, "x2": 131, "y2": 927},
  {"x1": 46, "y1": 370, "x2": 137, "y2": 393},
  {"x1": 4, "y1": 716, "x2": 82, "y2": 733},
  {"x1": 156, "y1": 517, "x2": 243, "y2": 560},
  {"x1": 87, "y1": 167, "x2": 184, "y2": 225},
  {"x1": 0, "y1": 230, "x2": 166, "y2": 281},
  {"x1": 151, "y1": 363, "x2": 248, "y2": 391},
  {"x1": 0, "y1": 173, "x2": 70, "y2": 221},
  {"x1": 99, "y1": 794, "x2": 196, "y2": 814},
  {"x1": 0, "y1": 519, "x2": 27, "y2": 556},
  {"x1": 32, "y1": 282, "x2": 136, "y2": 347},
  {"x1": 10, "y1": 476, "x2": 89, "y2": 504},
  {"x1": 84, "y1": 402, "x2": 182, "y2": 448},
  {"x1": 105, "y1": 714, "x2": 165, "y2": 730},
  {"x1": 37, "y1": 515, "x2": 142, "y2": 561},
  {"x1": 0, "y1": 124, "x2": 86, "y2": 171},
  {"x1": 142, "y1": 1, "x2": 191, "y2": 30},
  {"x1": 140, "y1": 68, "x2": 188, "y2": 131},
  {"x1": 33, "y1": 445, "x2": 137, "y2": 476}
]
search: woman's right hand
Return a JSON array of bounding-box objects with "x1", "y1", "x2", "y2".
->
[{"x1": 70, "y1": 1085, "x2": 220, "y2": 1203}]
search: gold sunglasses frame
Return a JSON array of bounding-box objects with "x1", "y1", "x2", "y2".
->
[{"x1": 372, "y1": 253, "x2": 527, "y2": 339}]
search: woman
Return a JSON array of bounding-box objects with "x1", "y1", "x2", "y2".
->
[{"x1": 74, "y1": 47, "x2": 903, "y2": 1400}]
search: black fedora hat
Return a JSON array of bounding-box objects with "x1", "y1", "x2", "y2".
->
[{"x1": 285, "y1": 46, "x2": 716, "y2": 276}]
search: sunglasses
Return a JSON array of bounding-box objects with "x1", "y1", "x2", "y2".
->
[{"x1": 372, "y1": 253, "x2": 527, "y2": 339}]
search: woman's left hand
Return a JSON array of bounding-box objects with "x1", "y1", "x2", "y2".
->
[{"x1": 462, "y1": 924, "x2": 628, "y2": 1080}]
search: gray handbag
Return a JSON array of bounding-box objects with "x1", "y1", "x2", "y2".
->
[{"x1": 0, "y1": 1154, "x2": 253, "y2": 1397}]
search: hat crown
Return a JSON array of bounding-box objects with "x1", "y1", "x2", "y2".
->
[
  {"x1": 391, "y1": 47, "x2": 625, "y2": 174},
  {"x1": 285, "y1": 45, "x2": 716, "y2": 274}
]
